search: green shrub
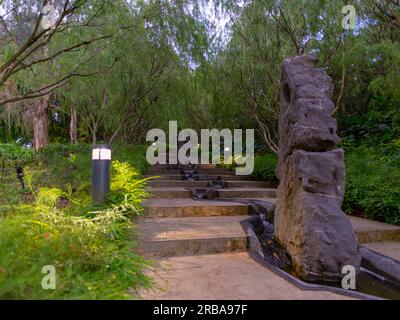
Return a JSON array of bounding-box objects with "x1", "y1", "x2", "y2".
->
[
  {"x1": 344, "y1": 146, "x2": 400, "y2": 225},
  {"x1": 113, "y1": 145, "x2": 149, "y2": 174},
  {"x1": 37, "y1": 144, "x2": 90, "y2": 161},
  {"x1": 0, "y1": 144, "x2": 34, "y2": 205},
  {"x1": 252, "y1": 153, "x2": 279, "y2": 182},
  {"x1": 0, "y1": 143, "x2": 153, "y2": 299},
  {"x1": 219, "y1": 154, "x2": 247, "y2": 169},
  {"x1": 108, "y1": 161, "x2": 151, "y2": 210},
  {"x1": 0, "y1": 144, "x2": 33, "y2": 163},
  {"x1": 35, "y1": 188, "x2": 65, "y2": 208},
  {"x1": 0, "y1": 200, "x2": 152, "y2": 299}
]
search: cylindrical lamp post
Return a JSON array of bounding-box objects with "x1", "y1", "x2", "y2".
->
[{"x1": 92, "y1": 144, "x2": 111, "y2": 203}]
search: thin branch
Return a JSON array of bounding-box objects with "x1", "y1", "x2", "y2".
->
[
  {"x1": 0, "y1": 59, "x2": 116, "y2": 106},
  {"x1": 332, "y1": 36, "x2": 346, "y2": 116},
  {"x1": 11, "y1": 34, "x2": 111, "y2": 76}
]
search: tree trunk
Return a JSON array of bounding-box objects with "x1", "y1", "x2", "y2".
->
[
  {"x1": 91, "y1": 123, "x2": 98, "y2": 146},
  {"x1": 70, "y1": 106, "x2": 78, "y2": 144},
  {"x1": 32, "y1": 96, "x2": 50, "y2": 150},
  {"x1": 32, "y1": 46, "x2": 51, "y2": 150}
]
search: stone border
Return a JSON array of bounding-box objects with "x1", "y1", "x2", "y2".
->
[
  {"x1": 240, "y1": 216, "x2": 382, "y2": 300},
  {"x1": 360, "y1": 246, "x2": 400, "y2": 285}
]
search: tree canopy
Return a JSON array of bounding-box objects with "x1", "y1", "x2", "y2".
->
[{"x1": 0, "y1": 0, "x2": 399, "y2": 150}]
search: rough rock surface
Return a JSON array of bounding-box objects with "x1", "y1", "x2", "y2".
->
[{"x1": 274, "y1": 55, "x2": 361, "y2": 283}]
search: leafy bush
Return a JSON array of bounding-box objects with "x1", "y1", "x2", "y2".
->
[
  {"x1": 113, "y1": 145, "x2": 149, "y2": 174},
  {"x1": 219, "y1": 154, "x2": 248, "y2": 169},
  {"x1": 340, "y1": 111, "x2": 399, "y2": 149},
  {"x1": 252, "y1": 153, "x2": 279, "y2": 182},
  {"x1": 0, "y1": 144, "x2": 33, "y2": 162},
  {"x1": 0, "y1": 144, "x2": 153, "y2": 299},
  {"x1": 35, "y1": 188, "x2": 66, "y2": 208},
  {"x1": 344, "y1": 146, "x2": 400, "y2": 225},
  {"x1": 37, "y1": 144, "x2": 90, "y2": 162},
  {"x1": 108, "y1": 161, "x2": 152, "y2": 210},
  {"x1": 0, "y1": 199, "x2": 152, "y2": 299},
  {"x1": 0, "y1": 144, "x2": 34, "y2": 205}
]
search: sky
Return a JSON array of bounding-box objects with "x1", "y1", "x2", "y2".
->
[
  {"x1": 201, "y1": 0, "x2": 232, "y2": 46},
  {"x1": 0, "y1": 0, "x2": 233, "y2": 43}
]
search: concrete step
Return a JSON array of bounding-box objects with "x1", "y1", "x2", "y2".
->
[
  {"x1": 146, "y1": 170, "x2": 235, "y2": 176},
  {"x1": 144, "y1": 174, "x2": 254, "y2": 181},
  {"x1": 147, "y1": 180, "x2": 272, "y2": 188},
  {"x1": 361, "y1": 242, "x2": 400, "y2": 262},
  {"x1": 146, "y1": 169, "x2": 236, "y2": 175},
  {"x1": 149, "y1": 164, "x2": 220, "y2": 169},
  {"x1": 137, "y1": 216, "x2": 249, "y2": 258},
  {"x1": 149, "y1": 187, "x2": 277, "y2": 199},
  {"x1": 348, "y1": 216, "x2": 400, "y2": 244},
  {"x1": 144, "y1": 199, "x2": 249, "y2": 217}
]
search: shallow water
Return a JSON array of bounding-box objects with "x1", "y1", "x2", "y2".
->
[
  {"x1": 257, "y1": 232, "x2": 400, "y2": 300},
  {"x1": 356, "y1": 271, "x2": 400, "y2": 300}
]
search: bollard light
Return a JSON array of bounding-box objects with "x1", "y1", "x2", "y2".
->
[
  {"x1": 16, "y1": 165, "x2": 25, "y2": 190},
  {"x1": 92, "y1": 144, "x2": 111, "y2": 203}
]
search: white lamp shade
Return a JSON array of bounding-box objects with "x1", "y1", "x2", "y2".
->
[{"x1": 92, "y1": 148, "x2": 111, "y2": 160}]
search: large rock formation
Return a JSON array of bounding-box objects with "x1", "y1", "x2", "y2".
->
[{"x1": 274, "y1": 55, "x2": 360, "y2": 283}]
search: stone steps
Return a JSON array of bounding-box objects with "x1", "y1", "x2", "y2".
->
[
  {"x1": 137, "y1": 216, "x2": 249, "y2": 258},
  {"x1": 144, "y1": 199, "x2": 249, "y2": 217},
  {"x1": 149, "y1": 187, "x2": 277, "y2": 199},
  {"x1": 140, "y1": 165, "x2": 400, "y2": 262},
  {"x1": 146, "y1": 169, "x2": 236, "y2": 175},
  {"x1": 349, "y1": 216, "x2": 400, "y2": 244},
  {"x1": 144, "y1": 174, "x2": 255, "y2": 181},
  {"x1": 142, "y1": 200, "x2": 400, "y2": 247},
  {"x1": 149, "y1": 164, "x2": 219, "y2": 169},
  {"x1": 147, "y1": 180, "x2": 272, "y2": 188}
]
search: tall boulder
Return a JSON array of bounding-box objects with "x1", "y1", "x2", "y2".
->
[{"x1": 274, "y1": 55, "x2": 360, "y2": 283}]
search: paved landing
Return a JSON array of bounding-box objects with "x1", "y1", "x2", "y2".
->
[{"x1": 139, "y1": 252, "x2": 354, "y2": 300}]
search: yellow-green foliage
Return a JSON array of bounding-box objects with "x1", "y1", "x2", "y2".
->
[
  {"x1": 0, "y1": 202, "x2": 151, "y2": 299},
  {"x1": 219, "y1": 155, "x2": 248, "y2": 169},
  {"x1": 108, "y1": 161, "x2": 152, "y2": 210},
  {"x1": 0, "y1": 145, "x2": 153, "y2": 299},
  {"x1": 35, "y1": 188, "x2": 65, "y2": 208}
]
